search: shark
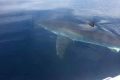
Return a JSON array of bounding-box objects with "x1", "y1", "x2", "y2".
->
[{"x1": 37, "y1": 9, "x2": 120, "y2": 58}]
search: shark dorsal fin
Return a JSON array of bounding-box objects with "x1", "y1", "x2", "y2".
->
[{"x1": 56, "y1": 35, "x2": 72, "y2": 58}]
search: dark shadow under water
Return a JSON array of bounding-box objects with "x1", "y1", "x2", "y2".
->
[{"x1": 0, "y1": 11, "x2": 120, "y2": 80}]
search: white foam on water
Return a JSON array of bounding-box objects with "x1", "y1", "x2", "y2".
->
[{"x1": 103, "y1": 75, "x2": 120, "y2": 80}]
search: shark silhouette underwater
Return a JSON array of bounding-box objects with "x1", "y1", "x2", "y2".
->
[{"x1": 37, "y1": 9, "x2": 120, "y2": 58}]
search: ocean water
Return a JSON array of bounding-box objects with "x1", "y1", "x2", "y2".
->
[{"x1": 0, "y1": 10, "x2": 120, "y2": 80}]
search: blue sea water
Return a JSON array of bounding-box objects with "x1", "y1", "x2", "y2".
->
[{"x1": 0, "y1": 10, "x2": 120, "y2": 80}]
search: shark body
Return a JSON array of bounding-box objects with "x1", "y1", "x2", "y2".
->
[{"x1": 37, "y1": 9, "x2": 120, "y2": 57}]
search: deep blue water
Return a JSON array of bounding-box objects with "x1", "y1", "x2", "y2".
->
[{"x1": 0, "y1": 10, "x2": 120, "y2": 80}]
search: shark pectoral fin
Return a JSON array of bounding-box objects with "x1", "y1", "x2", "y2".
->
[
  {"x1": 56, "y1": 35, "x2": 72, "y2": 58},
  {"x1": 108, "y1": 47, "x2": 120, "y2": 53}
]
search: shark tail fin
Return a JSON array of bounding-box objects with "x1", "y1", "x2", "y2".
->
[{"x1": 56, "y1": 35, "x2": 72, "y2": 58}]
